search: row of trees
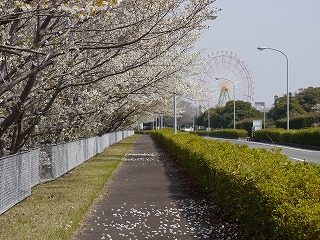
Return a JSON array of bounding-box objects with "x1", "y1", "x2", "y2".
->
[
  {"x1": 196, "y1": 101, "x2": 262, "y2": 129},
  {"x1": 267, "y1": 87, "x2": 320, "y2": 121},
  {"x1": 0, "y1": 0, "x2": 217, "y2": 154},
  {"x1": 195, "y1": 87, "x2": 320, "y2": 130}
]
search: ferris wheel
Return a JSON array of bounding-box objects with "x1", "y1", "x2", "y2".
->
[{"x1": 201, "y1": 51, "x2": 254, "y2": 107}]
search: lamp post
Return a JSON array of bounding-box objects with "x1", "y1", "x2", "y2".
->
[
  {"x1": 169, "y1": 9, "x2": 222, "y2": 135},
  {"x1": 215, "y1": 77, "x2": 236, "y2": 129},
  {"x1": 192, "y1": 114, "x2": 195, "y2": 131},
  {"x1": 257, "y1": 47, "x2": 289, "y2": 130},
  {"x1": 164, "y1": 8, "x2": 222, "y2": 135},
  {"x1": 174, "y1": 92, "x2": 177, "y2": 134},
  {"x1": 207, "y1": 104, "x2": 211, "y2": 131},
  {"x1": 160, "y1": 115, "x2": 163, "y2": 129}
]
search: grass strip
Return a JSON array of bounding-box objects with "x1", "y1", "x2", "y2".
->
[{"x1": 0, "y1": 134, "x2": 138, "y2": 240}]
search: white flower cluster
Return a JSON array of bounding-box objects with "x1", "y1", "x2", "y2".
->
[{"x1": 0, "y1": 0, "x2": 218, "y2": 152}]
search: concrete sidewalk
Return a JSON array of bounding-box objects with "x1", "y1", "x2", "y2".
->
[{"x1": 73, "y1": 135, "x2": 246, "y2": 240}]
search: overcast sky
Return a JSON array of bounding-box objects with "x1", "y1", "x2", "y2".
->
[{"x1": 196, "y1": 0, "x2": 320, "y2": 108}]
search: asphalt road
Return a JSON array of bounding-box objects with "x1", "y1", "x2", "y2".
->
[{"x1": 204, "y1": 137, "x2": 320, "y2": 164}]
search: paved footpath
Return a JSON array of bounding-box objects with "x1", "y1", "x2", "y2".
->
[{"x1": 73, "y1": 135, "x2": 246, "y2": 240}]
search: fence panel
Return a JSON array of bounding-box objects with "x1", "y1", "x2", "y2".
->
[
  {"x1": 117, "y1": 132, "x2": 123, "y2": 142},
  {"x1": 0, "y1": 130, "x2": 134, "y2": 215},
  {"x1": 0, "y1": 153, "x2": 31, "y2": 215},
  {"x1": 51, "y1": 144, "x2": 61, "y2": 179},
  {"x1": 29, "y1": 149, "x2": 40, "y2": 188},
  {"x1": 109, "y1": 132, "x2": 116, "y2": 145}
]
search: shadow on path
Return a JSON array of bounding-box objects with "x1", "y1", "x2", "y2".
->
[{"x1": 73, "y1": 135, "x2": 247, "y2": 240}]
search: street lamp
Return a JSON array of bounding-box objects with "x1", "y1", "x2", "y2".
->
[
  {"x1": 215, "y1": 77, "x2": 236, "y2": 129},
  {"x1": 149, "y1": 64, "x2": 177, "y2": 134},
  {"x1": 172, "y1": 11, "x2": 221, "y2": 135},
  {"x1": 207, "y1": 103, "x2": 211, "y2": 131},
  {"x1": 174, "y1": 92, "x2": 177, "y2": 134},
  {"x1": 257, "y1": 47, "x2": 289, "y2": 130}
]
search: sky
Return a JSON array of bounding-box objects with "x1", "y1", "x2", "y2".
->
[{"x1": 196, "y1": 0, "x2": 320, "y2": 108}]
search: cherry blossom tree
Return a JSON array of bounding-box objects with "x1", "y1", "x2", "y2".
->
[{"x1": 0, "y1": 0, "x2": 217, "y2": 153}]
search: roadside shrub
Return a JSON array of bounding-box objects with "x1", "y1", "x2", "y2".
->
[
  {"x1": 152, "y1": 129, "x2": 320, "y2": 240},
  {"x1": 236, "y1": 119, "x2": 257, "y2": 135},
  {"x1": 193, "y1": 129, "x2": 248, "y2": 138},
  {"x1": 254, "y1": 128, "x2": 320, "y2": 147},
  {"x1": 276, "y1": 112, "x2": 320, "y2": 129},
  {"x1": 134, "y1": 130, "x2": 154, "y2": 135}
]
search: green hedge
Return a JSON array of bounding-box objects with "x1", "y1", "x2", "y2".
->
[
  {"x1": 236, "y1": 119, "x2": 258, "y2": 135},
  {"x1": 134, "y1": 130, "x2": 154, "y2": 135},
  {"x1": 193, "y1": 129, "x2": 248, "y2": 138},
  {"x1": 152, "y1": 129, "x2": 320, "y2": 240},
  {"x1": 254, "y1": 128, "x2": 320, "y2": 147},
  {"x1": 276, "y1": 112, "x2": 320, "y2": 129}
]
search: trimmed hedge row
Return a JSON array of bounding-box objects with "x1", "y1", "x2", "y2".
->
[
  {"x1": 193, "y1": 129, "x2": 248, "y2": 138},
  {"x1": 236, "y1": 118, "x2": 264, "y2": 135},
  {"x1": 134, "y1": 130, "x2": 154, "y2": 135},
  {"x1": 254, "y1": 128, "x2": 320, "y2": 147},
  {"x1": 276, "y1": 112, "x2": 320, "y2": 129},
  {"x1": 152, "y1": 129, "x2": 320, "y2": 240}
]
